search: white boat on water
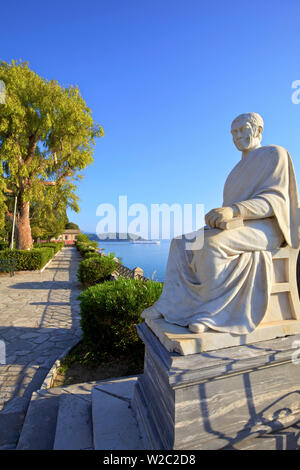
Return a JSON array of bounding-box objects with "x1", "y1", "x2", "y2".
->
[{"x1": 131, "y1": 240, "x2": 160, "y2": 244}]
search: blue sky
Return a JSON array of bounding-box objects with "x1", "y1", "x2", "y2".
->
[{"x1": 1, "y1": 0, "x2": 300, "y2": 234}]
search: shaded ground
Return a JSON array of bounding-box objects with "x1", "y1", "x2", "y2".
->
[
  {"x1": 0, "y1": 247, "x2": 82, "y2": 409},
  {"x1": 52, "y1": 340, "x2": 144, "y2": 387}
]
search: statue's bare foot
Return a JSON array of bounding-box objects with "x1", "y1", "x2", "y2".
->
[
  {"x1": 141, "y1": 306, "x2": 162, "y2": 320},
  {"x1": 188, "y1": 322, "x2": 209, "y2": 333}
]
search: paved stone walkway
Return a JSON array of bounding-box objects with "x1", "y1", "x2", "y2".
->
[{"x1": 0, "y1": 247, "x2": 82, "y2": 447}]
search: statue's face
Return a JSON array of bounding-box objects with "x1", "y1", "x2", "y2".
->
[{"x1": 231, "y1": 119, "x2": 258, "y2": 152}]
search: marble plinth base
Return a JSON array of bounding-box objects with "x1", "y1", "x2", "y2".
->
[
  {"x1": 132, "y1": 323, "x2": 300, "y2": 450},
  {"x1": 144, "y1": 317, "x2": 300, "y2": 355}
]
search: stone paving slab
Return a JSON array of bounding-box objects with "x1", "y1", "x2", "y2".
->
[{"x1": 0, "y1": 247, "x2": 83, "y2": 447}]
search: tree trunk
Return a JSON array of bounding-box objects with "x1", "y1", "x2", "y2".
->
[{"x1": 15, "y1": 201, "x2": 33, "y2": 250}]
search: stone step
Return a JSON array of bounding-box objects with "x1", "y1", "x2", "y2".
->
[
  {"x1": 91, "y1": 376, "x2": 144, "y2": 450},
  {"x1": 16, "y1": 389, "x2": 62, "y2": 450},
  {"x1": 0, "y1": 397, "x2": 29, "y2": 449},
  {"x1": 17, "y1": 376, "x2": 144, "y2": 450},
  {"x1": 53, "y1": 393, "x2": 94, "y2": 450}
]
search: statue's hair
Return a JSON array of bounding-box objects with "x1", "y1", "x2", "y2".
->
[{"x1": 231, "y1": 112, "x2": 264, "y2": 136}]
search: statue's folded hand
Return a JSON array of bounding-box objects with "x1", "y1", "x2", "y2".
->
[{"x1": 205, "y1": 207, "x2": 236, "y2": 228}]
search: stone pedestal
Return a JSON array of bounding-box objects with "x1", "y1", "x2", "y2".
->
[{"x1": 132, "y1": 323, "x2": 300, "y2": 450}]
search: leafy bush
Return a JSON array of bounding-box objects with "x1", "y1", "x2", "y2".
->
[
  {"x1": 0, "y1": 241, "x2": 9, "y2": 250},
  {"x1": 65, "y1": 222, "x2": 79, "y2": 230},
  {"x1": 34, "y1": 241, "x2": 64, "y2": 254},
  {"x1": 75, "y1": 234, "x2": 100, "y2": 258},
  {"x1": 83, "y1": 252, "x2": 102, "y2": 260},
  {"x1": 76, "y1": 240, "x2": 99, "y2": 256},
  {"x1": 78, "y1": 254, "x2": 117, "y2": 287},
  {"x1": 79, "y1": 278, "x2": 163, "y2": 356},
  {"x1": 0, "y1": 247, "x2": 54, "y2": 270}
]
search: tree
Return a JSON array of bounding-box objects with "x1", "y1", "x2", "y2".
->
[
  {"x1": 0, "y1": 164, "x2": 6, "y2": 233},
  {"x1": 0, "y1": 61, "x2": 103, "y2": 249}
]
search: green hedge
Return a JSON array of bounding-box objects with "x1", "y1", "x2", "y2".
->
[
  {"x1": 79, "y1": 278, "x2": 163, "y2": 355},
  {"x1": 34, "y1": 241, "x2": 64, "y2": 254},
  {"x1": 83, "y1": 252, "x2": 102, "y2": 260},
  {"x1": 75, "y1": 234, "x2": 100, "y2": 257},
  {"x1": 77, "y1": 254, "x2": 117, "y2": 287},
  {"x1": 0, "y1": 247, "x2": 54, "y2": 271},
  {"x1": 76, "y1": 241, "x2": 99, "y2": 256},
  {"x1": 76, "y1": 234, "x2": 91, "y2": 243}
]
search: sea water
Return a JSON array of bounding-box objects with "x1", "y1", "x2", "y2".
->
[{"x1": 97, "y1": 239, "x2": 171, "y2": 282}]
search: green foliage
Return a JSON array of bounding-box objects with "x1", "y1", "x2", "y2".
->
[
  {"x1": 0, "y1": 163, "x2": 6, "y2": 232},
  {"x1": 87, "y1": 240, "x2": 98, "y2": 249},
  {"x1": 83, "y1": 252, "x2": 102, "y2": 260},
  {"x1": 0, "y1": 246, "x2": 54, "y2": 270},
  {"x1": 79, "y1": 278, "x2": 163, "y2": 356},
  {"x1": 0, "y1": 240, "x2": 8, "y2": 250},
  {"x1": 76, "y1": 234, "x2": 90, "y2": 243},
  {"x1": 75, "y1": 243, "x2": 95, "y2": 256},
  {"x1": 0, "y1": 201, "x2": 13, "y2": 241},
  {"x1": 65, "y1": 222, "x2": 79, "y2": 230},
  {"x1": 75, "y1": 236, "x2": 99, "y2": 257},
  {"x1": 31, "y1": 226, "x2": 45, "y2": 240},
  {"x1": 30, "y1": 190, "x2": 69, "y2": 240},
  {"x1": 78, "y1": 254, "x2": 117, "y2": 287},
  {"x1": 34, "y1": 241, "x2": 64, "y2": 254}
]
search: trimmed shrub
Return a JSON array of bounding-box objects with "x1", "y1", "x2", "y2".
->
[
  {"x1": 75, "y1": 234, "x2": 100, "y2": 258},
  {"x1": 76, "y1": 241, "x2": 99, "y2": 257},
  {"x1": 83, "y1": 252, "x2": 102, "y2": 260},
  {"x1": 0, "y1": 247, "x2": 54, "y2": 270},
  {"x1": 76, "y1": 234, "x2": 91, "y2": 243},
  {"x1": 65, "y1": 222, "x2": 79, "y2": 230},
  {"x1": 79, "y1": 278, "x2": 163, "y2": 355},
  {"x1": 78, "y1": 254, "x2": 117, "y2": 287}
]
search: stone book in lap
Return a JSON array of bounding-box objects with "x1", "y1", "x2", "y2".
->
[
  {"x1": 217, "y1": 217, "x2": 244, "y2": 230},
  {"x1": 142, "y1": 112, "x2": 300, "y2": 335}
]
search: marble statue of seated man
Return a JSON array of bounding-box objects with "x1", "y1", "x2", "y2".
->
[{"x1": 142, "y1": 112, "x2": 300, "y2": 335}]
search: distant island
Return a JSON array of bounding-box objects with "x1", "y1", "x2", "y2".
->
[{"x1": 84, "y1": 232, "x2": 147, "y2": 242}]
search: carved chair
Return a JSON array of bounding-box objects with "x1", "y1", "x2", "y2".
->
[{"x1": 262, "y1": 246, "x2": 300, "y2": 323}]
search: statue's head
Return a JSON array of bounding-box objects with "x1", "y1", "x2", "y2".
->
[{"x1": 231, "y1": 112, "x2": 264, "y2": 153}]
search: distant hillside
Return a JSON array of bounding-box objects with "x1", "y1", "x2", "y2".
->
[{"x1": 84, "y1": 232, "x2": 146, "y2": 242}]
